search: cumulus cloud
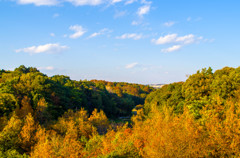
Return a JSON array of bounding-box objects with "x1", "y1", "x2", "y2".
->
[
  {"x1": 152, "y1": 34, "x2": 177, "y2": 45},
  {"x1": 125, "y1": 0, "x2": 137, "y2": 5},
  {"x1": 111, "y1": 0, "x2": 122, "y2": 4},
  {"x1": 16, "y1": 0, "x2": 105, "y2": 6},
  {"x1": 125, "y1": 62, "x2": 138, "y2": 69},
  {"x1": 161, "y1": 45, "x2": 182, "y2": 53},
  {"x1": 88, "y1": 32, "x2": 100, "y2": 38},
  {"x1": 116, "y1": 33, "x2": 142, "y2": 40},
  {"x1": 50, "y1": 33, "x2": 55, "y2": 37},
  {"x1": 16, "y1": 0, "x2": 58, "y2": 6},
  {"x1": 15, "y1": 43, "x2": 68, "y2": 54},
  {"x1": 137, "y1": 5, "x2": 150, "y2": 17},
  {"x1": 69, "y1": 25, "x2": 86, "y2": 39},
  {"x1": 152, "y1": 33, "x2": 196, "y2": 45},
  {"x1": 140, "y1": 0, "x2": 151, "y2": 5},
  {"x1": 15, "y1": 0, "x2": 151, "y2": 7},
  {"x1": 175, "y1": 34, "x2": 195, "y2": 44},
  {"x1": 163, "y1": 21, "x2": 175, "y2": 27},
  {"x1": 152, "y1": 33, "x2": 205, "y2": 53},
  {"x1": 88, "y1": 28, "x2": 112, "y2": 38}
]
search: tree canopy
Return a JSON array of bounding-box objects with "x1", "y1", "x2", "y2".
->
[{"x1": 1, "y1": 66, "x2": 240, "y2": 157}]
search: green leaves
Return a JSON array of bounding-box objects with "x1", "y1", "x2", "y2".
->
[
  {"x1": 0, "y1": 93, "x2": 18, "y2": 116},
  {"x1": 145, "y1": 66, "x2": 240, "y2": 119}
]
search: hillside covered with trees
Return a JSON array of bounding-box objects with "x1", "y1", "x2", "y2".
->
[
  {"x1": 0, "y1": 65, "x2": 153, "y2": 121},
  {"x1": 1, "y1": 66, "x2": 240, "y2": 157}
]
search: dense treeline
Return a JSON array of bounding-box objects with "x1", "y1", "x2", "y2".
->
[
  {"x1": 0, "y1": 65, "x2": 153, "y2": 121},
  {"x1": 144, "y1": 67, "x2": 240, "y2": 118},
  {"x1": 1, "y1": 66, "x2": 240, "y2": 157}
]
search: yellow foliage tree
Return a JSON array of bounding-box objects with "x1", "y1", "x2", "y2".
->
[
  {"x1": 35, "y1": 98, "x2": 48, "y2": 124},
  {"x1": 30, "y1": 127, "x2": 53, "y2": 158},
  {"x1": 59, "y1": 120, "x2": 83, "y2": 158},
  {"x1": 19, "y1": 113, "x2": 38, "y2": 153},
  {"x1": 0, "y1": 113, "x2": 22, "y2": 152},
  {"x1": 16, "y1": 96, "x2": 33, "y2": 119},
  {"x1": 88, "y1": 109, "x2": 109, "y2": 134}
]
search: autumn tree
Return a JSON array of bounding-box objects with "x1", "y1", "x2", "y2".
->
[
  {"x1": 16, "y1": 96, "x2": 33, "y2": 119},
  {"x1": 0, "y1": 114, "x2": 22, "y2": 154},
  {"x1": 88, "y1": 109, "x2": 109, "y2": 134},
  {"x1": 19, "y1": 113, "x2": 38, "y2": 153}
]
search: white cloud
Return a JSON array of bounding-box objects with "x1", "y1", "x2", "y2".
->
[
  {"x1": 38, "y1": 66, "x2": 55, "y2": 70},
  {"x1": 140, "y1": 0, "x2": 151, "y2": 5},
  {"x1": 152, "y1": 34, "x2": 178, "y2": 45},
  {"x1": 88, "y1": 28, "x2": 112, "y2": 38},
  {"x1": 204, "y1": 38, "x2": 215, "y2": 43},
  {"x1": 137, "y1": 5, "x2": 150, "y2": 17},
  {"x1": 50, "y1": 33, "x2": 55, "y2": 37},
  {"x1": 125, "y1": 0, "x2": 137, "y2": 5},
  {"x1": 69, "y1": 25, "x2": 86, "y2": 39},
  {"x1": 116, "y1": 33, "x2": 142, "y2": 40},
  {"x1": 88, "y1": 32, "x2": 100, "y2": 38},
  {"x1": 17, "y1": 0, "x2": 105, "y2": 6},
  {"x1": 187, "y1": 17, "x2": 202, "y2": 22},
  {"x1": 125, "y1": 63, "x2": 162, "y2": 72},
  {"x1": 16, "y1": 0, "x2": 58, "y2": 6},
  {"x1": 152, "y1": 34, "x2": 196, "y2": 45},
  {"x1": 114, "y1": 10, "x2": 126, "y2": 18},
  {"x1": 111, "y1": 0, "x2": 122, "y2": 4},
  {"x1": 131, "y1": 21, "x2": 141, "y2": 25},
  {"x1": 65, "y1": 0, "x2": 104, "y2": 6},
  {"x1": 15, "y1": 0, "x2": 151, "y2": 7},
  {"x1": 152, "y1": 33, "x2": 204, "y2": 53},
  {"x1": 161, "y1": 45, "x2": 182, "y2": 53},
  {"x1": 53, "y1": 13, "x2": 59, "y2": 18},
  {"x1": 175, "y1": 34, "x2": 195, "y2": 44},
  {"x1": 16, "y1": 43, "x2": 68, "y2": 54},
  {"x1": 125, "y1": 62, "x2": 138, "y2": 69},
  {"x1": 163, "y1": 21, "x2": 175, "y2": 27}
]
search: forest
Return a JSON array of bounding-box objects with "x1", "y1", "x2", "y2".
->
[{"x1": 1, "y1": 65, "x2": 240, "y2": 157}]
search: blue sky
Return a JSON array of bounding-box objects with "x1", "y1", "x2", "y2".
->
[{"x1": 1, "y1": 0, "x2": 240, "y2": 84}]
